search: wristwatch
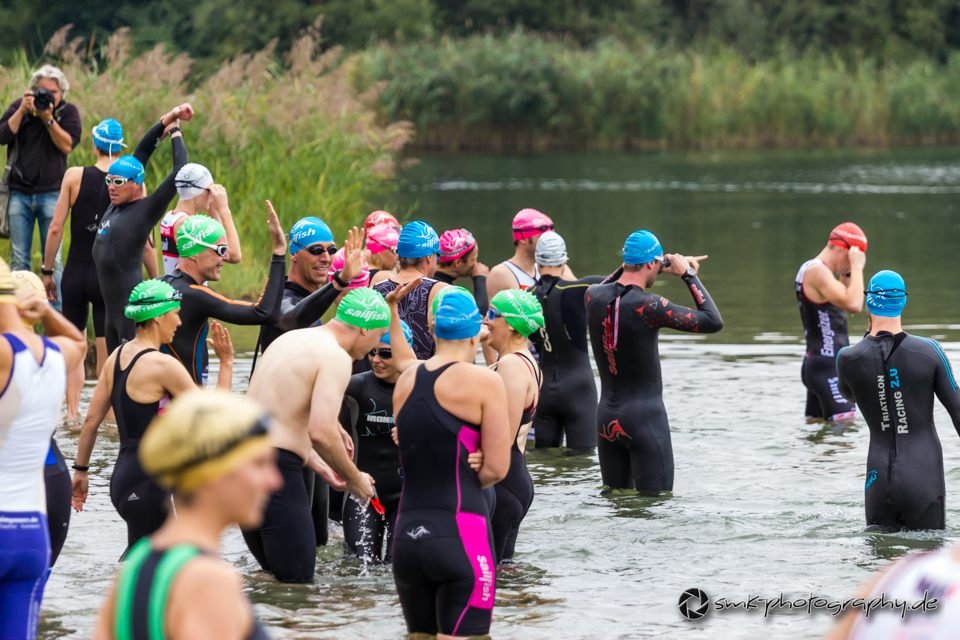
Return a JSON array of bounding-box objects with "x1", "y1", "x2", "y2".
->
[
  {"x1": 681, "y1": 266, "x2": 697, "y2": 279},
  {"x1": 44, "y1": 118, "x2": 54, "y2": 127},
  {"x1": 332, "y1": 271, "x2": 349, "y2": 288},
  {"x1": 41, "y1": 267, "x2": 54, "y2": 276}
]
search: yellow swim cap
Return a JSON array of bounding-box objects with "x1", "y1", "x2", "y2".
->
[
  {"x1": 139, "y1": 389, "x2": 272, "y2": 494},
  {"x1": 0, "y1": 258, "x2": 15, "y2": 304}
]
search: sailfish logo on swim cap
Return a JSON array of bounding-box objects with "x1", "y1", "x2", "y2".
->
[
  {"x1": 397, "y1": 220, "x2": 439, "y2": 259},
  {"x1": 336, "y1": 288, "x2": 390, "y2": 330},
  {"x1": 865, "y1": 270, "x2": 907, "y2": 317},
  {"x1": 289, "y1": 217, "x2": 334, "y2": 254}
]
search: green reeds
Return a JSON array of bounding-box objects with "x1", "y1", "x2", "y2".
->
[{"x1": 0, "y1": 26, "x2": 412, "y2": 297}]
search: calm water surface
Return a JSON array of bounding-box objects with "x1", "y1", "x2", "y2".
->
[{"x1": 42, "y1": 149, "x2": 960, "y2": 639}]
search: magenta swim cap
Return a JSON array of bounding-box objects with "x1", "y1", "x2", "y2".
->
[
  {"x1": 367, "y1": 223, "x2": 400, "y2": 255},
  {"x1": 364, "y1": 210, "x2": 400, "y2": 231},
  {"x1": 330, "y1": 248, "x2": 371, "y2": 290},
  {"x1": 512, "y1": 208, "x2": 554, "y2": 241},
  {"x1": 439, "y1": 228, "x2": 477, "y2": 263}
]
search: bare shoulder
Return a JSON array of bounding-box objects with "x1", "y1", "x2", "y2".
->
[
  {"x1": 64, "y1": 166, "x2": 83, "y2": 183},
  {"x1": 177, "y1": 555, "x2": 242, "y2": 592}
]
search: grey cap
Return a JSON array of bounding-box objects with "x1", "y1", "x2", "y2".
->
[
  {"x1": 535, "y1": 230, "x2": 568, "y2": 267},
  {"x1": 175, "y1": 163, "x2": 214, "y2": 200}
]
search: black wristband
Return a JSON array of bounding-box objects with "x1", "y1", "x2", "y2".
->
[
  {"x1": 40, "y1": 267, "x2": 54, "y2": 276},
  {"x1": 72, "y1": 464, "x2": 89, "y2": 472},
  {"x1": 332, "y1": 271, "x2": 349, "y2": 288},
  {"x1": 167, "y1": 126, "x2": 181, "y2": 135}
]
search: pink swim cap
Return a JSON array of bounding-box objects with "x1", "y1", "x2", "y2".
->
[
  {"x1": 512, "y1": 208, "x2": 554, "y2": 241},
  {"x1": 367, "y1": 223, "x2": 400, "y2": 254},
  {"x1": 364, "y1": 210, "x2": 400, "y2": 231},
  {"x1": 330, "y1": 248, "x2": 371, "y2": 290},
  {"x1": 438, "y1": 228, "x2": 477, "y2": 263}
]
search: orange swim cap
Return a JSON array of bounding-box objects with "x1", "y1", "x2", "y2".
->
[{"x1": 828, "y1": 222, "x2": 867, "y2": 252}]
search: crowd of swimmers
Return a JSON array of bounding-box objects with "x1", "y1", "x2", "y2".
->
[{"x1": 1, "y1": 102, "x2": 959, "y2": 639}]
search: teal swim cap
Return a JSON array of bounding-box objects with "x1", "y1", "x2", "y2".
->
[
  {"x1": 381, "y1": 319, "x2": 414, "y2": 347},
  {"x1": 92, "y1": 118, "x2": 125, "y2": 154},
  {"x1": 336, "y1": 288, "x2": 390, "y2": 330},
  {"x1": 397, "y1": 220, "x2": 439, "y2": 259},
  {"x1": 622, "y1": 230, "x2": 663, "y2": 265},
  {"x1": 434, "y1": 290, "x2": 481, "y2": 340},
  {"x1": 431, "y1": 285, "x2": 473, "y2": 318},
  {"x1": 177, "y1": 215, "x2": 226, "y2": 258},
  {"x1": 289, "y1": 216, "x2": 334, "y2": 254},
  {"x1": 865, "y1": 270, "x2": 907, "y2": 318},
  {"x1": 108, "y1": 155, "x2": 145, "y2": 184}
]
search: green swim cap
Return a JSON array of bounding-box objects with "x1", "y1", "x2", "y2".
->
[
  {"x1": 490, "y1": 289, "x2": 544, "y2": 337},
  {"x1": 336, "y1": 288, "x2": 390, "y2": 330},
  {"x1": 176, "y1": 214, "x2": 226, "y2": 258},
  {"x1": 431, "y1": 285, "x2": 473, "y2": 317},
  {"x1": 124, "y1": 279, "x2": 181, "y2": 323}
]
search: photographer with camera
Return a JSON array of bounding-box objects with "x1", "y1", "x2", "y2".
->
[{"x1": 0, "y1": 65, "x2": 82, "y2": 306}]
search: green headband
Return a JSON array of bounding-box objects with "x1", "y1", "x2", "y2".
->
[
  {"x1": 490, "y1": 289, "x2": 544, "y2": 337},
  {"x1": 336, "y1": 288, "x2": 390, "y2": 330},
  {"x1": 124, "y1": 279, "x2": 181, "y2": 322},
  {"x1": 176, "y1": 214, "x2": 226, "y2": 258}
]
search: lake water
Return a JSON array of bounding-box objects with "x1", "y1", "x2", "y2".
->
[{"x1": 41, "y1": 148, "x2": 960, "y2": 638}]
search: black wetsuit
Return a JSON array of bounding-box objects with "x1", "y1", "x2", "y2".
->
[
  {"x1": 530, "y1": 274, "x2": 604, "y2": 450},
  {"x1": 44, "y1": 438, "x2": 71, "y2": 566},
  {"x1": 109, "y1": 346, "x2": 170, "y2": 552},
  {"x1": 796, "y1": 259, "x2": 856, "y2": 421},
  {"x1": 241, "y1": 448, "x2": 316, "y2": 583},
  {"x1": 161, "y1": 255, "x2": 285, "y2": 385},
  {"x1": 434, "y1": 271, "x2": 490, "y2": 316},
  {"x1": 373, "y1": 278, "x2": 441, "y2": 359},
  {"x1": 837, "y1": 332, "x2": 960, "y2": 530},
  {"x1": 252, "y1": 278, "x2": 342, "y2": 545},
  {"x1": 491, "y1": 352, "x2": 539, "y2": 563},
  {"x1": 62, "y1": 166, "x2": 108, "y2": 337},
  {"x1": 392, "y1": 363, "x2": 496, "y2": 637},
  {"x1": 92, "y1": 123, "x2": 186, "y2": 353},
  {"x1": 340, "y1": 371, "x2": 401, "y2": 563},
  {"x1": 586, "y1": 275, "x2": 723, "y2": 492}
]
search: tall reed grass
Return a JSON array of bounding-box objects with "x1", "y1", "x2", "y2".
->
[
  {"x1": 354, "y1": 32, "x2": 960, "y2": 151},
  {"x1": 0, "y1": 25, "x2": 412, "y2": 297}
]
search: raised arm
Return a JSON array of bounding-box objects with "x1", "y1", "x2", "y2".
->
[
  {"x1": 139, "y1": 129, "x2": 187, "y2": 226},
  {"x1": 206, "y1": 185, "x2": 242, "y2": 264},
  {"x1": 17, "y1": 289, "x2": 86, "y2": 370},
  {"x1": 804, "y1": 248, "x2": 866, "y2": 313},
  {"x1": 385, "y1": 278, "x2": 423, "y2": 372}
]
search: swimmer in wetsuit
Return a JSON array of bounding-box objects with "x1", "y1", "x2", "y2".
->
[
  {"x1": 373, "y1": 220, "x2": 448, "y2": 360},
  {"x1": 435, "y1": 228, "x2": 490, "y2": 316},
  {"x1": 837, "y1": 270, "x2": 960, "y2": 530},
  {"x1": 486, "y1": 289, "x2": 544, "y2": 563},
  {"x1": 0, "y1": 258, "x2": 85, "y2": 640},
  {"x1": 159, "y1": 163, "x2": 243, "y2": 275},
  {"x1": 92, "y1": 102, "x2": 193, "y2": 353},
  {"x1": 162, "y1": 206, "x2": 286, "y2": 385},
  {"x1": 244, "y1": 287, "x2": 386, "y2": 583},
  {"x1": 339, "y1": 320, "x2": 414, "y2": 563},
  {"x1": 529, "y1": 231, "x2": 604, "y2": 451},
  {"x1": 391, "y1": 288, "x2": 511, "y2": 637},
  {"x1": 796, "y1": 222, "x2": 867, "y2": 423},
  {"x1": 586, "y1": 230, "x2": 722, "y2": 493},
  {"x1": 72, "y1": 280, "x2": 234, "y2": 553},
  {"x1": 95, "y1": 390, "x2": 279, "y2": 640}
]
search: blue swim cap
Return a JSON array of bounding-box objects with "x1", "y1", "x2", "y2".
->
[
  {"x1": 108, "y1": 155, "x2": 145, "y2": 184},
  {"x1": 289, "y1": 216, "x2": 334, "y2": 254},
  {"x1": 381, "y1": 319, "x2": 414, "y2": 347},
  {"x1": 622, "y1": 229, "x2": 663, "y2": 265},
  {"x1": 434, "y1": 290, "x2": 481, "y2": 340},
  {"x1": 865, "y1": 270, "x2": 908, "y2": 317},
  {"x1": 92, "y1": 118, "x2": 126, "y2": 154},
  {"x1": 397, "y1": 220, "x2": 439, "y2": 259}
]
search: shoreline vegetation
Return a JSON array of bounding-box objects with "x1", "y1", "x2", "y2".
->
[
  {"x1": 0, "y1": 26, "x2": 412, "y2": 299},
  {"x1": 354, "y1": 32, "x2": 960, "y2": 153}
]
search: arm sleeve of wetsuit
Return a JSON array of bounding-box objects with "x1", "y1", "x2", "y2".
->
[
  {"x1": 836, "y1": 347, "x2": 855, "y2": 402},
  {"x1": 274, "y1": 283, "x2": 341, "y2": 333},
  {"x1": 143, "y1": 134, "x2": 187, "y2": 215},
  {"x1": 472, "y1": 275, "x2": 490, "y2": 316},
  {"x1": 190, "y1": 255, "x2": 286, "y2": 325},
  {"x1": 638, "y1": 275, "x2": 724, "y2": 333},
  {"x1": 928, "y1": 340, "x2": 960, "y2": 436},
  {"x1": 131, "y1": 121, "x2": 167, "y2": 165}
]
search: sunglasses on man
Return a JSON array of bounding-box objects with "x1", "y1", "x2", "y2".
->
[
  {"x1": 192, "y1": 239, "x2": 229, "y2": 257},
  {"x1": 368, "y1": 347, "x2": 393, "y2": 359},
  {"x1": 105, "y1": 176, "x2": 135, "y2": 187},
  {"x1": 304, "y1": 244, "x2": 338, "y2": 256}
]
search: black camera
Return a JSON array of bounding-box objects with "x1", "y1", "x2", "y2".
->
[{"x1": 32, "y1": 87, "x2": 54, "y2": 111}]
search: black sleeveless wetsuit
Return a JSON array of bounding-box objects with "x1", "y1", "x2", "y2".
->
[
  {"x1": 109, "y1": 346, "x2": 170, "y2": 552},
  {"x1": 530, "y1": 274, "x2": 604, "y2": 450},
  {"x1": 434, "y1": 272, "x2": 490, "y2": 316},
  {"x1": 92, "y1": 122, "x2": 187, "y2": 353},
  {"x1": 837, "y1": 332, "x2": 960, "y2": 530},
  {"x1": 491, "y1": 352, "x2": 540, "y2": 563},
  {"x1": 392, "y1": 363, "x2": 496, "y2": 637},
  {"x1": 340, "y1": 371, "x2": 401, "y2": 562},
  {"x1": 373, "y1": 278, "x2": 441, "y2": 359},
  {"x1": 44, "y1": 438, "x2": 71, "y2": 566},
  {"x1": 61, "y1": 166, "x2": 108, "y2": 337},
  {"x1": 586, "y1": 275, "x2": 723, "y2": 492},
  {"x1": 796, "y1": 259, "x2": 856, "y2": 421}
]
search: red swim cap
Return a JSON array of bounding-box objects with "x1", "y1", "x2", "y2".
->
[
  {"x1": 364, "y1": 210, "x2": 400, "y2": 231},
  {"x1": 512, "y1": 208, "x2": 554, "y2": 241},
  {"x1": 828, "y1": 222, "x2": 868, "y2": 252}
]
